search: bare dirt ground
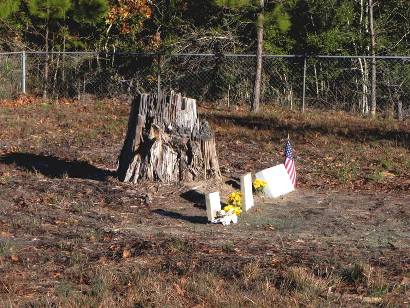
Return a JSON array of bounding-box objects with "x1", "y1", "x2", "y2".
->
[{"x1": 0, "y1": 97, "x2": 409, "y2": 307}]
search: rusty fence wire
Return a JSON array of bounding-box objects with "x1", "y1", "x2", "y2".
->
[{"x1": 0, "y1": 52, "x2": 409, "y2": 119}]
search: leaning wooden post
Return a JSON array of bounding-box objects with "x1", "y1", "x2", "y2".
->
[{"x1": 117, "y1": 92, "x2": 221, "y2": 183}]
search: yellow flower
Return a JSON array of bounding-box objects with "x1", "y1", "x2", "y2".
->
[
  {"x1": 223, "y1": 204, "x2": 235, "y2": 212},
  {"x1": 253, "y1": 179, "x2": 267, "y2": 192},
  {"x1": 227, "y1": 191, "x2": 242, "y2": 207},
  {"x1": 223, "y1": 204, "x2": 242, "y2": 216}
]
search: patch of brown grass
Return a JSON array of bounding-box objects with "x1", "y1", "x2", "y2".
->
[
  {"x1": 0, "y1": 99, "x2": 409, "y2": 307},
  {"x1": 281, "y1": 266, "x2": 334, "y2": 297},
  {"x1": 202, "y1": 105, "x2": 410, "y2": 192}
]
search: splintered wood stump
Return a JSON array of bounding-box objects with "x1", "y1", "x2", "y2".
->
[{"x1": 117, "y1": 92, "x2": 220, "y2": 183}]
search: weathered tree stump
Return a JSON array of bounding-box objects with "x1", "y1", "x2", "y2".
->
[{"x1": 117, "y1": 92, "x2": 220, "y2": 183}]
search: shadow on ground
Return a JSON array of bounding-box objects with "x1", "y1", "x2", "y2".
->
[
  {"x1": 204, "y1": 113, "x2": 410, "y2": 149},
  {"x1": 152, "y1": 209, "x2": 208, "y2": 224},
  {"x1": 180, "y1": 189, "x2": 206, "y2": 210},
  {"x1": 0, "y1": 152, "x2": 115, "y2": 181},
  {"x1": 225, "y1": 178, "x2": 240, "y2": 189}
]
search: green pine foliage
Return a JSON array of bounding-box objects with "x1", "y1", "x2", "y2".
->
[
  {"x1": 0, "y1": 0, "x2": 408, "y2": 56},
  {"x1": 28, "y1": 0, "x2": 72, "y2": 20},
  {"x1": 264, "y1": 3, "x2": 293, "y2": 54},
  {"x1": 269, "y1": 4, "x2": 291, "y2": 33},
  {"x1": 304, "y1": 0, "x2": 360, "y2": 54},
  {"x1": 73, "y1": 0, "x2": 109, "y2": 24},
  {"x1": 0, "y1": 0, "x2": 21, "y2": 20},
  {"x1": 213, "y1": 0, "x2": 255, "y2": 8}
]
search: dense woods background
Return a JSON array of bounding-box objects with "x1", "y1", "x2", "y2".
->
[
  {"x1": 0, "y1": 1, "x2": 409, "y2": 117},
  {"x1": 1, "y1": 0, "x2": 409, "y2": 55}
]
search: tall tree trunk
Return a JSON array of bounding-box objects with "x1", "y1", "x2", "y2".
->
[
  {"x1": 369, "y1": 0, "x2": 377, "y2": 118},
  {"x1": 314, "y1": 63, "x2": 319, "y2": 96},
  {"x1": 397, "y1": 96, "x2": 403, "y2": 121},
  {"x1": 52, "y1": 51, "x2": 60, "y2": 98},
  {"x1": 360, "y1": 0, "x2": 364, "y2": 26},
  {"x1": 358, "y1": 58, "x2": 369, "y2": 115},
  {"x1": 252, "y1": 0, "x2": 264, "y2": 113},
  {"x1": 43, "y1": 23, "x2": 49, "y2": 99},
  {"x1": 355, "y1": 0, "x2": 369, "y2": 115}
]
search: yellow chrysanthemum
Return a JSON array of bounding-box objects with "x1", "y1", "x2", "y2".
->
[
  {"x1": 223, "y1": 204, "x2": 242, "y2": 216},
  {"x1": 227, "y1": 191, "x2": 242, "y2": 207},
  {"x1": 253, "y1": 179, "x2": 267, "y2": 192},
  {"x1": 223, "y1": 204, "x2": 235, "y2": 212}
]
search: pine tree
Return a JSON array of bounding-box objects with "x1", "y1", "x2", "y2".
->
[
  {"x1": 214, "y1": 0, "x2": 290, "y2": 112},
  {"x1": 28, "y1": 0, "x2": 72, "y2": 98}
]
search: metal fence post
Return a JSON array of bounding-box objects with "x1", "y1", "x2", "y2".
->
[
  {"x1": 302, "y1": 55, "x2": 307, "y2": 113},
  {"x1": 21, "y1": 51, "x2": 26, "y2": 94}
]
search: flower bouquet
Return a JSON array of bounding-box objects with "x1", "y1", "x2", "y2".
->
[
  {"x1": 253, "y1": 178, "x2": 267, "y2": 195},
  {"x1": 212, "y1": 191, "x2": 242, "y2": 225}
]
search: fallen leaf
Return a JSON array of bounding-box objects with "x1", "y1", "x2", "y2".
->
[
  {"x1": 0, "y1": 231, "x2": 13, "y2": 238},
  {"x1": 362, "y1": 297, "x2": 382, "y2": 304},
  {"x1": 400, "y1": 276, "x2": 410, "y2": 286},
  {"x1": 10, "y1": 255, "x2": 19, "y2": 262},
  {"x1": 122, "y1": 248, "x2": 132, "y2": 259},
  {"x1": 380, "y1": 171, "x2": 395, "y2": 178},
  {"x1": 173, "y1": 283, "x2": 185, "y2": 296}
]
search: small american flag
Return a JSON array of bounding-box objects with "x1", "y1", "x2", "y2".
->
[{"x1": 284, "y1": 139, "x2": 296, "y2": 187}]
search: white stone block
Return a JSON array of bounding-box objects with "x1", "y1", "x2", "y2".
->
[
  {"x1": 240, "y1": 173, "x2": 254, "y2": 211},
  {"x1": 205, "y1": 192, "x2": 221, "y2": 222},
  {"x1": 255, "y1": 164, "x2": 294, "y2": 198}
]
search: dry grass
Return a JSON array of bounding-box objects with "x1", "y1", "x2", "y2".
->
[
  {"x1": 202, "y1": 104, "x2": 410, "y2": 192},
  {"x1": 281, "y1": 266, "x2": 331, "y2": 296},
  {"x1": 0, "y1": 97, "x2": 409, "y2": 306},
  {"x1": 12, "y1": 262, "x2": 338, "y2": 307}
]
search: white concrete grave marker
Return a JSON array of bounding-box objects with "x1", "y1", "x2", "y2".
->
[
  {"x1": 205, "y1": 192, "x2": 221, "y2": 222},
  {"x1": 255, "y1": 164, "x2": 294, "y2": 198},
  {"x1": 240, "y1": 173, "x2": 254, "y2": 211}
]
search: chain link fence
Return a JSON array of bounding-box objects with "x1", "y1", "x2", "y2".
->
[
  {"x1": 0, "y1": 52, "x2": 409, "y2": 118},
  {"x1": 0, "y1": 52, "x2": 22, "y2": 99}
]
